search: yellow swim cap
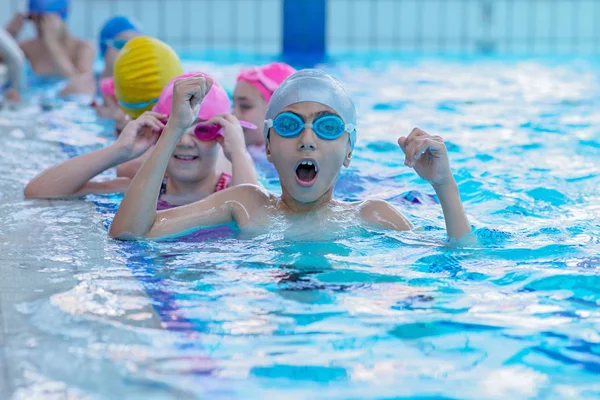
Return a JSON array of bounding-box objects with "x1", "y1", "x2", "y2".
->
[{"x1": 113, "y1": 36, "x2": 183, "y2": 118}]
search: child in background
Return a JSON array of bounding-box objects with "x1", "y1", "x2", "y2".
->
[
  {"x1": 24, "y1": 73, "x2": 258, "y2": 208},
  {"x1": 113, "y1": 36, "x2": 183, "y2": 119},
  {"x1": 93, "y1": 16, "x2": 142, "y2": 119},
  {"x1": 98, "y1": 16, "x2": 142, "y2": 80},
  {"x1": 232, "y1": 62, "x2": 296, "y2": 148},
  {"x1": 4, "y1": 0, "x2": 95, "y2": 96},
  {"x1": 111, "y1": 36, "x2": 184, "y2": 176}
]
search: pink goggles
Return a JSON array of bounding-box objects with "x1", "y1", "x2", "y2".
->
[
  {"x1": 159, "y1": 120, "x2": 257, "y2": 141},
  {"x1": 239, "y1": 67, "x2": 281, "y2": 92}
]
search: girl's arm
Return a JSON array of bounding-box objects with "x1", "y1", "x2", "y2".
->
[
  {"x1": 209, "y1": 114, "x2": 258, "y2": 186},
  {"x1": 25, "y1": 144, "x2": 131, "y2": 199},
  {"x1": 24, "y1": 112, "x2": 164, "y2": 199}
]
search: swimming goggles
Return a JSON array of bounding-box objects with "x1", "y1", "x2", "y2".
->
[
  {"x1": 27, "y1": 11, "x2": 67, "y2": 20},
  {"x1": 118, "y1": 98, "x2": 159, "y2": 110},
  {"x1": 103, "y1": 38, "x2": 129, "y2": 51},
  {"x1": 158, "y1": 119, "x2": 257, "y2": 141},
  {"x1": 265, "y1": 112, "x2": 355, "y2": 140},
  {"x1": 238, "y1": 66, "x2": 280, "y2": 93}
]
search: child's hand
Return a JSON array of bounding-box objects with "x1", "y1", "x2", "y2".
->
[
  {"x1": 168, "y1": 74, "x2": 213, "y2": 135},
  {"x1": 206, "y1": 114, "x2": 247, "y2": 161},
  {"x1": 92, "y1": 95, "x2": 119, "y2": 119},
  {"x1": 92, "y1": 103, "x2": 115, "y2": 119},
  {"x1": 115, "y1": 111, "x2": 166, "y2": 159},
  {"x1": 115, "y1": 113, "x2": 131, "y2": 133},
  {"x1": 398, "y1": 128, "x2": 455, "y2": 189},
  {"x1": 92, "y1": 102, "x2": 114, "y2": 119}
]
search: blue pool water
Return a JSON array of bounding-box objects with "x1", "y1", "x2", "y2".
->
[{"x1": 0, "y1": 57, "x2": 599, "y2": 399}]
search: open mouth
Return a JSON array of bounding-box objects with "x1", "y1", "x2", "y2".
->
[
  {"x1": 295, "y1": 159, "x2": 319, "y2": 187},
  {"x1": 173, "y1": 155, "x2": 199, "y2": 162}
]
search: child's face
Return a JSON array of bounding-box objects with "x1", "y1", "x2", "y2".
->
[
  {"x1": 166, "y1": 122, "x2": 220, "y2": 184},
  {"x1": 232, "y1": 81, "x2": 268, "y2": 147},
  {"x1": 267, "y1": 102, "x2": 352, "y2": 204}
]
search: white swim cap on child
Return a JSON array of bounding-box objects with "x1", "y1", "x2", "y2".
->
[{"x1": 264, "y1": 69, "x2": 357, "y2": 150}]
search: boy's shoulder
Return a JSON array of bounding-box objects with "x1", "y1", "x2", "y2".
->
[
  {"x1": 357, "y1": 198, "x2": 394, "y2": 215},
  {"x1": 357, "y1": 198, "x2": 414, "y2": 231},
  {"x1": 230, "y1": 184, "x2": 273, "y2": 203},
  {"x1": 325, "y1": 198, "x2": 392, "y2": 212}
]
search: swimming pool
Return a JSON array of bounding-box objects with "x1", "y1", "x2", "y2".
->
[{"x1": 1, "y1": 57, "x2": 599, "y2": 399}]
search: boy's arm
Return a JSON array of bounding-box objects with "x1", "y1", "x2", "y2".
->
[
  {"x1": 432, "y1": 181, "x2": 470, "y2": 240},
  {"x1": 110, "y1": 184, "x2": 265, "y2": 240},
  {"x1": 57, "y1": 42, "x2": 96, "y2": 96},
  {"x1": 398, "y1": 128, "x2": 471, "y2": 240},
  {"x1": 40, "y1": 16, "x2": 93, "y2": 78},
  {"x1": 5, "y1": 14, "x2": 25, "y2": 39},
  {"x1": 42, "y1": 33, "x2": 78, "y2": 78},
  {"x1": 74, "y1": 41, "x2": 94, "y2": 74}
]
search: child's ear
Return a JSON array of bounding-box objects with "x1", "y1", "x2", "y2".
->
[
  {"x1": 265, "y1": 132, "x2": 272, "y2": 163},
  {"x1": 343, "y1": 149, "x2": 352, "y2": 168}
]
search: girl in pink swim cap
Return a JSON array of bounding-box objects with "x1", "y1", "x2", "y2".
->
[
  {"x1": 232, "y1": 62, "x2": 296, "y2": 147},
  {"x1": 25, "y1": 73, "x2": 258, "y2": 209}
]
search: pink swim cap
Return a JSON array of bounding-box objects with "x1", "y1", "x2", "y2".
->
[
  {"x1": 236, "y1": 62, "x2": 296, "y2": 102},
  {"x1": 152, "y1": 72, "x2": 230, "y2": 120},
  {"x1": 99, "y1": 77, "x2": 115, "y2": 98}
]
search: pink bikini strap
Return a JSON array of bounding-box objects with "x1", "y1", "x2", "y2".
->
[{"x1": 215, "y1": 173, "x2": 232, "y2": 192}]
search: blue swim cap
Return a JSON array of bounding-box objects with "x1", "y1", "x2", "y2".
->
[
  {"x1": 99, "y1": 16, "x2": 142, "y2": 57},
  {"x1": 29, "y1": 0, "x2": 69, "y2": 19}
]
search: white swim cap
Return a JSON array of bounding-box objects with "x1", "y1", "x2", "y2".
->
[{"x1": 264, "y1": 69, "x2": 357, "y2": 150}]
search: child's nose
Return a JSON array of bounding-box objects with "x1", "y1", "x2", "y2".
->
[
  {"x1": 297, "y1": 126, "x2": 317, "y2": 151},
  {"x1": 177, "y1": 129, "x2": 196, "y2": 146}
]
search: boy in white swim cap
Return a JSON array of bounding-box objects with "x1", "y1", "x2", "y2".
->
[{"x1": 110, "y1": 70, "x2": 471, "y2": 242}]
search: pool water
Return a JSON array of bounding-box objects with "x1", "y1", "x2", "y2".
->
[{"x1": 0, "y1": 57, "x2": 599, "y2": 399}]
